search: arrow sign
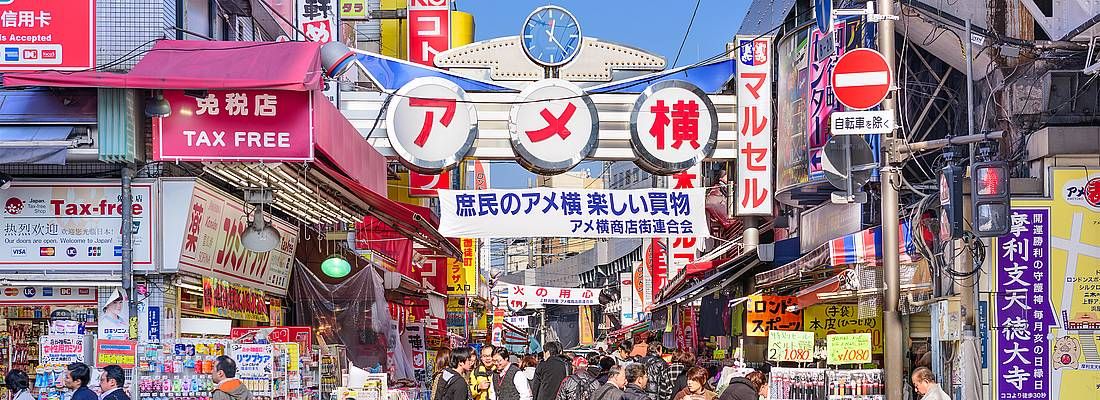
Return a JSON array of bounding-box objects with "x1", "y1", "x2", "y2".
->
[
  {"x1": 831, "y1": 49, "x2": 892, "y2": 110},
  {"x1": 815, "y1": 0, "x2": 833, "y2": 34}
]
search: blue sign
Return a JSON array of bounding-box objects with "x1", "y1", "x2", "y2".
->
[
  {"x1": 815, "y1": 0, "x2": 833, "y2": 34},
  {"x1": 978, "y1": 300, "x2": 988, "y2": 369},
  {"x1": 148, "y1": 306, "x2": 161, "y2": 342},
  {"x1": 4, "y1": 47, "x2": 18, "y2": 62}
]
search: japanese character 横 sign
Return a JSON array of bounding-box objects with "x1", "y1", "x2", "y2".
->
[
  {"x1": 735, "y1": 35, "x2": 774, "y2": 216},
  {"x1": 995, "y1": 208, "x2": 1054, "y2": 399},
  {"x1": 509, "y1": 79, "x2": 598, "y2": 174},
  {"x1": 438, "y1": 187, "x2": 708, "y2": 239},
  {"x1": 507, "y1": 284, "x2": 599, "y2": 306},
  {"x1": 630, "y1": 80, "x2": 718, "y2": 175},
  {"x1": 153, "y1": 90, "x2": 315, "y2": 162},
  {"x1": 407, "y1": 0, "x2": 451, "y2": 67},
  {"x1": 746, "y1": 295, "x2": 802, "y2": 337},
  {"x1": 0, "y1": 0, "x2": 93, "y2": 72},
  {"x1": 386, "y1": 77, "x2": 478, "y2": 174}
]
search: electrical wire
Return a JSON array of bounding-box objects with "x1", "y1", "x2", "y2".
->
[{"x1": 671, "y1": 0, "x2": 703, "y2": 68}]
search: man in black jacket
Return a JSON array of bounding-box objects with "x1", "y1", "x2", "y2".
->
[
  {"x1": 531, "y1": 342, "x2": 572, "y2": 400},
  {"x1": 640, "y1": 337, "x2": 673, "y2": 400},
  {"x1": 592, "y1": 365, "x2": 626, "y2": 400},
  {"x1": 438, "y1": 347, "x2": 477, "y2": 400},
  {"x1": 621, "y1": 363, "x2": 650, "y2": 400}
]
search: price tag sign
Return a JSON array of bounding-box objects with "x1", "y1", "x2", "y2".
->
[
  {"x1": 95, "y1": 339, "x2": 137, "y2": 368},
  {"x1": 767, "y1": 330, "x2": 814, "y2": 362},
  {"x1": 827, "y1": 332, "x2": 872, "y2": 364}
]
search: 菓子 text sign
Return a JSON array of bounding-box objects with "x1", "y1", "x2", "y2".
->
[
  {"x1": 153, "y1": 90, "x2": 314, "y2": 162},
  {"x1": 437, "y1": 187, "x2": 708, "y2": 238}
]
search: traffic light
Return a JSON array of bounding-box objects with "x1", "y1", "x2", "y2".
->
[
  {"x1": 971, "y1": 160, "x2": 1011, "y2": 237},
  {"x1": 939, "y1": 163, "x2": 965, "y2": 240}
]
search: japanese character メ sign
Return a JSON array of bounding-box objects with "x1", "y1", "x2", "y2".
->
[{"x1": 508, "y1": 79, "x2": 599, "y2": 175}]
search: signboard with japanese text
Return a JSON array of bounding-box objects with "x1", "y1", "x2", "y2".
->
[
  {"x1": 0, "y1": 0, "x2": 94, "y2": 71},
  {"x1": 508, "y1": 284, "x2": 599, "y2": 306},
  {"x1": 40, "y1": 335, "x2": 84, "y2": 364},
  {"x1": 634, "y1": 260, "x2": 651, "y2": 316},
  {"x1": 386, "y1": 77, "x2": 478, "y2": 174},
  {"x1": 438, "y1": 187, "x2": 709, "y2": 238},
  {"x1": 202, "y1": 277, "x2": 270, "y2": 322},
  {"x1": 446, "y1": 238, "x2": 477, "y2": 294},
  {"x1": 675, "y1": 306, "x2": 696, "y2": 354},
  {"x1": 803, "y1": 304, "x2": 883, "y2": 353},
  {"x1": 746, "y1": 295, "x2": 802, "y2": 337},
  {"x1": 508, "y1": 79, "x2": 598, "y2": 174},
  {"x1": 409, "y1": 171, "x2": 451, "y2": 197},
  {"x1": 734, "y1": 35, "x2": 774, "y2": 216},
  {"x1": 95, "y1": 339, "x2": 137, "y2": 368},
  {"x1": 826, "y1": 333, "x2": 872, "y2": 364},
  {"x1": 297, "y1": 0, "x2": 337, "y2": 43},
  {"x1": 620, "y1": 272, "x2": 639, "y2": 324},
  {"x1": 665, "y1": 167, "x2": 703, "y2": 280},
  {"x1": 0, "y1": 181, "x2": 154, "y2": 271},
  {"x1": 152, "y1": 90, "x2": 314, "y2": 162},
  {"x1": 629, "y1": 80, "x2": 718, "y2": 175},
  {"x1": 646, "y1": 239, "x2": 668, "y2": 298},
  {"x1": 407, "y1": 0, "x2": 450, "y2": 67},
  {"x1": 403, "y1": 323, "x2": 428, "y2": 383},
  {"x1": 829, "y1": 110, "x2": 894, "y2": 135},
  {"x1": 176, "y1": 181, "x2": 297, "y2": 295},
  {"x1": 339, "y1": 0, "x2": 368, "y2": 19},
  {"x1": 230, "y1": 344, "x2": 274, "y2": 393},
  {"x1": 995, "y1": 208, "x2": 1053, "y2": 398},
  {"x1": 766, "y1": 330, "x2": 814, "y2": 363}
]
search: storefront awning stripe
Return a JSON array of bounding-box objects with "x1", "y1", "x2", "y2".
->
[
  {"x1": 3, "y1": 40, "x2": 323, "y2": 91},
  {"x1": 311, "y1": 93, "x2": 387, "y2": 194},
  {"x1": 651, "y1": 250, "x2": 758, "y2": 310},
  {"x1": 0, "y1": 125, "x2": 75, "y2": 164}
]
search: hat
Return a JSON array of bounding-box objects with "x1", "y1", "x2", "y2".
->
[{"x1": 573, "y1": 356, "x2": 589, "y2": 368}]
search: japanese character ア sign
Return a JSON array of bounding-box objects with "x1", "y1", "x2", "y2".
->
[
  {"x1": 508, "y1": 79, "x2": 599, "y2": 175},
  {"x1": 507, "y1": 284, "x2": 599, "y2": 306},
  {"x1": 386, "y1": 77, "x2": 478, "y2": 174},
  {"x1": 734, "y1": 35, "x2": 774, "y2": 216},
  {"x1": 152, "y1": 90, "x2": 315, "y2": 162},
  {"x1": 629, "y1": 80, "x2": 718, "y2": 175},
  {"x1": 437, "y1": 187, "x2": 709, "y2": 239}
]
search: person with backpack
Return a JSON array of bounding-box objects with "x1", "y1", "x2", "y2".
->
[
  {"x1": 556, "y1": 357, "x2": 601, "y2": 400},
  {"x1": 439, "y1": 347, "x2": 478, "y2": 400},
  {"x1": 591, "y1": 365, "x2": 626, "y2": 400},
  {"x1": 531, "y1": 342, "x2": 572, "y2": 400},
  {"x1": 492, "y1": 348, "x2": 532, "y2": 400},
  {"x1": 640, "y1": 337, "x2": 674, "y2": 400}
]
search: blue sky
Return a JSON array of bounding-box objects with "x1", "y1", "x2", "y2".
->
[{"x1": 454, "y1": 0, "x2": 750, "y2": 188}]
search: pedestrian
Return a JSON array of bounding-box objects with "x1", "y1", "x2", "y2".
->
[
  {"x1": 595, "y1": 356, "x2": 616, "y2": 384},
  {"x1": 439, "y1": 347, "x2": 478, "y2": 400},
  {"x1": 717, "y1": 371, "x2": 763, "y2": 400},
  {"x1": 426, "y1": 347, "x2": 448, "y2": 400},
  {"x1": 591, "y1": 365, "x2": 627, "y2": 400},
  {"x1": 614, "y1": 341, "x2": 633, "y2": 364},
  {"x1": 98, "y1": 365, "x2": 130, "y2": 400},
  {"x1": 668, "y1": 351, "x2": 695, "y2": 396},
  {"x1": 520, "y1": 355, "x2": 539, "y2": 387},
  {"x1": 210, "y1": 355, "x2": 253, "y2": 400},
  {"x1": 64, "y1": 363, "x2": 98, "y2": 400},
  {"x1": 911, "y1": 367, "x2": 950, "y2": 400},
  {"x1": 492, "y1": 348, "x2": 533, "y2": 400},
  {"x1": 5, "y1": 369, "x2": 33, "y2": 400},
  {"x1": 556, "y1": 357, "x2": 601, "y2": 400},
  {"x1": 531, "y1": 342, "x2": 572, "y2": 400},
  {"x1": 640, "y1": 337, "x2": 673, "y2": 400},
  {"x1": 621, "y1": 363, "x2": 650, "y2": 400},
  {"x1": 472, "y1": 345, "x2": 496, "y2": 400},
  {"x1": 672, "y1": 367, "x2": 717, "y2": 400}
]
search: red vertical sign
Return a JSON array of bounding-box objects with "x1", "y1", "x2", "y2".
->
[{"x1": 407, "y1": 0, "x2": 451, "y2": 67}]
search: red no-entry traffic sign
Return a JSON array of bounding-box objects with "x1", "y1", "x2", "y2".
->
[{"x1": 831, "y1": 48, "x2": 892, "y2": 110}]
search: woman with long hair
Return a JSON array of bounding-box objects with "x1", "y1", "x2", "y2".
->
[
  {"x1": 431, "y1": 348, "x2": 453, "y2": 400},
  {"x1": 672, "y1": 367, "x2": 717, "y2": 400}
]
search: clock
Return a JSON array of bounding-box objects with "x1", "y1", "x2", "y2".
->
[{"x1": 521, "y1": 6, "x2": 582, "y2": 67}]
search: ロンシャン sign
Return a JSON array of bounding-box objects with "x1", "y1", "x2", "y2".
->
[
  {"x1": 0, "y1": 0, "x2": 95, "y2": 71},
  {"x1": 508, "y1": 79, "x2": 599, "y2": 175},
  {"x1": 386, "y1": 77, "x2": 478, "y2": 174},
  {"x1": 629, "y1": 80, "x2": 718, "y2": 175},
  {"x1": 407, "y1": 0, "x2": 451, "y2": 67},
  {"x1": 767, "y1": 330, "x2": 815, "y2": 363},
  {"x1": 829, "y1": 110, "x2": 895, "y2": 135},
  {"x1": 831, "y1": 48, "x2": 892, "y2": 110},
  {"x1": 735, "y1": 35, "x2": 774, "y2": 216},
  {"x1": 826, "y1": 332, "x2": 872, "y2": 364},
  {"x1": 153, "y1": 90, "x2": 315, "y2": 162}
]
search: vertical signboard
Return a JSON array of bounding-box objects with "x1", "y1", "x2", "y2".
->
[
  {"x1": 0, "y1": 0, "x2": 95, "y2": 71},
  {"x1": 734, "y1": 36, "x2": 774, "y2": 215},
  {"x1": 620, "y1": 272, "x2": 636, "y2": 325},
  {"x1": 646, "y1": 239, "x2": 668, "y2": 298},
  {"x1": 447, "y1": 238, "x2": 477, "y2": 295},
  {"x1": 407, "y1": 0, "x2": 451, "y2": 67},
  {"x1": 665, "y1": 166, "x2": 704, "y2": 280},
  {"x1": 297, "y1": 0, "x2": 338, "y2": 103},
  {"x1": 996, "y1": 207, "x2": 1053, "y2": 399}
]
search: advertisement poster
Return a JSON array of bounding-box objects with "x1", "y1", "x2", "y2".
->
[
  {"x1": 0, "y1": 0, "x2": 95, "y2": 71},
  {"x1": 993, "y1": 168, "x2": 1100, "y2": 400},
  {"x1": 447, "y1": 238, "x2": 477, "y2": 295},
  {"x1": 99, "y1": 288, "x2": 129, "y2": 340},
  {"x1": 746, "y1": 295, "x2": 803, "y2": 337},
  {"x1": 95, "y1": 339, "x2": 137, "y2": 368},
  {"x1": 230, "y1": 344, "x2": 273, "y2": 393},
  {"x1": 202, "y1": 277, "x2": 270, "y2": 322},
  {"x1": 40, "y1": 335, "x2": 84, "y2": 364},
  {"x1": 177, "y1": 181, "x2": 297, "y2": 296},
  {"x1": 802, "y1": 304, "x2": 883, "y2": 353},
  {"x1": 0, "y1": 181, "x2": 154, "y2": 270}
]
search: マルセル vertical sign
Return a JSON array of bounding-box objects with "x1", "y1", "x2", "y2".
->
[
  {"x1": 408, "y1": 0, "x2": 451, "y2": 67},
  {"x1": 0, "y1": 0, "x2": 95, "y2": 71},
  {"x1": 735, "y1": 35, "x2": 774, "y2": 216}
]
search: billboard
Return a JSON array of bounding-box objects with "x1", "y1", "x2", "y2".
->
[{"x1": 0, "y1": 0, "x2": 95, "y2": 71}]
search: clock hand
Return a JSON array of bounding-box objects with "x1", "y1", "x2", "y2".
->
[{"x1": 548, "y1": 33, "x2": 568, "y2": 52}]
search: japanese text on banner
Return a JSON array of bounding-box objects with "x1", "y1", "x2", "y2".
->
[
  {"x1": 509, "y1": 284, "x2": 599, "y2": 306},
  {"x1": 734, "y1": 35, "x2": 774, "y2": 216},
  {"x1": 995, "y1": 208, "x2": 1053, "y2": 399},
  {"x1": 746, "y1": 295, "x2": 802, "y2": 337}
]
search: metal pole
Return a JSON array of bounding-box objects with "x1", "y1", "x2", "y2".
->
[
  {"x1": 876, "y1": 0, "x2": 905, "y2": 398},
  {"x1": 121, "y1": 165, "x2": 140, "y2": 397},
  {"x1": 962, "y1": 18, "x2": 979, "y2": 332}
]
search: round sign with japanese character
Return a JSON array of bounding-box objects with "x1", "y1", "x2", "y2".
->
[
  {"x1": 386, "y1": 77, "x2": 478, "y2": 174},
  {"x1": 508, "y1": 79, "x2": 599, "y2": 175},
  {"x1": 629, "y1": 80, "x2": 718, "y2": 175}
]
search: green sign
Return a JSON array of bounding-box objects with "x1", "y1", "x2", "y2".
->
[
  {"x1": 827, "y1": 333, "x2": 872, "y2": 365},
  {"x1": 767, "y1": 330, "x2": 815, "y2": 362}
]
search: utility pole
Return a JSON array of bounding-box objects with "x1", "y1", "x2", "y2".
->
[
  {"x1": 121, "y1": 165, "x2": 140, "y2": 397},
  {"x1": 875, "y1": 0, "x2": 904, "y2": 398}
]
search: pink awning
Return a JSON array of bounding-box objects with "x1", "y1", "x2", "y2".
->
[
  {"x1": 312, "y1": 93, "x2": 386, "y2": 194},
  {"x1": 3, "y1": 40, "x2": 323, "y2": 91}
]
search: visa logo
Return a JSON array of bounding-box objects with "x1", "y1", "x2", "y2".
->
[{"x1": 11, "y1": 248, "x2": 27, "y2": 257}]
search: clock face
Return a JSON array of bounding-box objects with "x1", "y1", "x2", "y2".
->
[{"x1": 521, "y1": 6, "x2": 581, "y2": 67}]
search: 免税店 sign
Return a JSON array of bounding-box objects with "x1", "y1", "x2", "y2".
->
[
  {"x1": 438, "y1": 187, "x2": 709, "y2": 238},
  {"x1": 202, "y1": 277, "x2": 270, "y2": 322},
  {"x1": 0, "y1": 0, "x2": 94, "y2": 71},
  {"x1": 153, "y1": 90, "x2": 315, "y2": 162},
  {"x1": 734, "y1": 35, "x2": 774, "y2": 216}
]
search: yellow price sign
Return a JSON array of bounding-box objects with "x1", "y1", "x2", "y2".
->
[
  {"x1": 827, "y1": 333, "x2": 872, "y2": 365},
  {"x1": 767, "y1": 330, "x2": 814, "y2": 362}
]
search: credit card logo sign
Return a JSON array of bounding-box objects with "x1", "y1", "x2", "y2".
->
[
  {"x1": 39, "y1": 247, "x2": 55, "y2": 256},
  {"x1": 10, "y1": 248, "x2": 27, "y2": 257},
  {"x1": 4, "y1": 48, "x2": 18, "y2": 62}
]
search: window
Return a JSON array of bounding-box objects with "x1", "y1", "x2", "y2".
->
[{"x1": 182, "y1": 0, "x2": 212, "y2": 40}]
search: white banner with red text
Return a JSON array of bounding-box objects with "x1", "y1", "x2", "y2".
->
[
  {"x1": 438, "y1": 187, "x2": 708, "y2": 238},
  {"x1": 506, "y1": 284, "x2": 600, "y2": 306}
]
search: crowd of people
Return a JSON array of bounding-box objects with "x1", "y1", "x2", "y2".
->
[{"x1": 430, "y1": 337, "x2": 770, "y2": 400}]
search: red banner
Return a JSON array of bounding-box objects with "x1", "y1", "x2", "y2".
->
[
  {"x1": 407, "y1": 0, "x2": 450, "y2": 67},
  {"x1": 153, "y1": 90, "x2": 314, "y2": 162},
  {"x1": 409, "y1": 171, "x2": 451, "y2": 197},
  {"x1": 0, "y1": 0, "x2": 95, "y2": 71},
  {"x1": 202, "y1": 277, "x2": 269, "y2": 322}
]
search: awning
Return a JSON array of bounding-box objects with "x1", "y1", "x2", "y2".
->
[
  {"x1": 311, "y1": 92, "x2": 386, "y2": 193},
  {"x1": 0, "y1": 126, "x2": 77, "y2": 164},
  {"x1": 651, "y1": 250, "x2": 761, "y2": 310},
  {"x1": 608, "y1": 320, "x2": 650, "y2": 342},
  {"x1": 3, "y1": 40, "x2": 323, "y2": 91}
]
